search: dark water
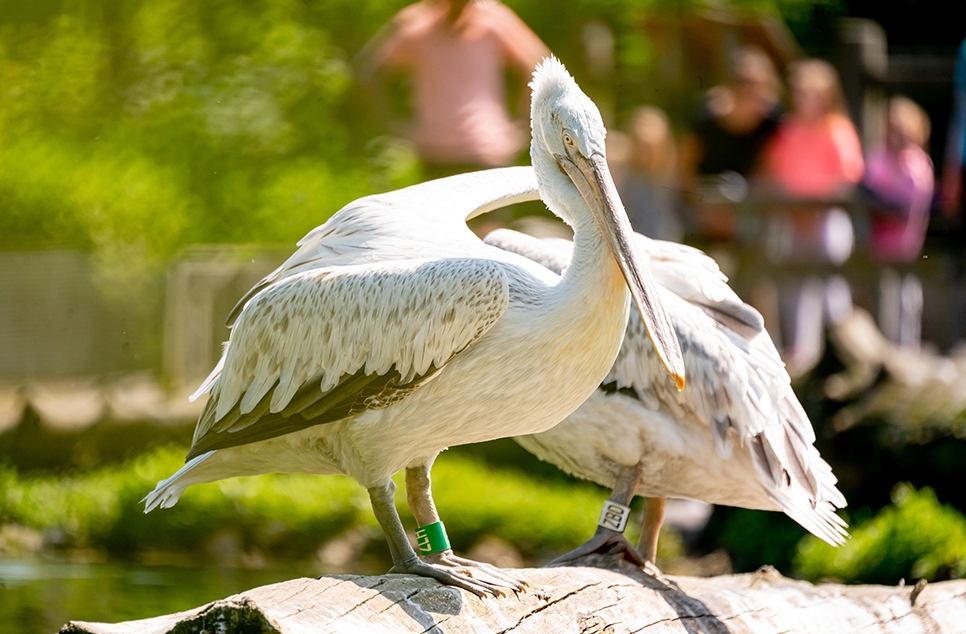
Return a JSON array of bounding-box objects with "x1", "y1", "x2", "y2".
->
[{"x1": 0, "y1": 559, "x2": 314, "y2": 634}]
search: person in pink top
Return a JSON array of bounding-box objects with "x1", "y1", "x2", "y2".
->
[
  {"x1": 762, "y1": 59, "x2": 864, "y2": 266},
  {"x1": 761, "y1": 59, "x2": 865, "y2": 374},
  {"x1": 864, "y1": 96, "x2": 935, "y2": 263},
  {"x1": 363, "y1": 0, "x2": 550, "y2": 169}
]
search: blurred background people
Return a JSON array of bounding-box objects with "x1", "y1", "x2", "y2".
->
[
  {"x1": 760, "y1": 59, "x2": 864, "y2": 374},
  {"x1": 862, "y1": 96, "x2": 935, "y2": 349},
  {"x1": 360, "y1": 0, "x2": 549, "y2": 175},
  {"x1": 679, "y1": 46, "x2": 782, "y2": 240},
  {"x1": 609, "y1": 106, "x2": 684, "y2": 242}
]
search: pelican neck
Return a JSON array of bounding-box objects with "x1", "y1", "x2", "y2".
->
[{"x1": 557, "y1": 210, "x2": 628, "y2": 304}]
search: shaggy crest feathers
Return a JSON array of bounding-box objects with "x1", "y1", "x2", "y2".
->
[
  {"x1": 529, "y1": 56, "x2": 576, "y2": 109},
  {"x1": 529, "y1": 57, "x2": 607, "y2": 157}
]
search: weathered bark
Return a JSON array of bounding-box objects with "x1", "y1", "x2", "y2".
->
[{"x1": 60, "y1": 556, "x2": 966, "y2": 634}]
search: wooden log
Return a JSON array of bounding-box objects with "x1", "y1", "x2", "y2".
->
[{"x1": 60, "y1": 555, "x2": 966, "y2": 634}]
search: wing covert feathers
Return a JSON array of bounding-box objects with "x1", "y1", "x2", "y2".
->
[{"x1": 188, "y1": 258, "x2": 509, "y2": 458}]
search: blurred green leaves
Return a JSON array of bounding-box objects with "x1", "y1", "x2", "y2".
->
[
  {"x1": 794, "y1": 484, "x2": 966, "y2": 584},
  {"x1": 0, "y1": 0, "x2": 410, "y2": 275}
]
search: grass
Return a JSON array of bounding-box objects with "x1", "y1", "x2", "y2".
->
[{"x1": 0, "y1": 444, "x2": 683, "y2": 566}]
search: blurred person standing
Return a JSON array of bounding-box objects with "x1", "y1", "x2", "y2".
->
[
  {"x1": 761, "y1": 59, "x2": 864, "y2": 373},
  {"x1": 360, "y1": 0, "x2": 549, "y2": 174},
  {"x1": 610, "y1": 106, "x2": 684, "y2": 242},
  {"x1": 679, "y1": 46, "x2": 783, "y2": 239},
  {"x1": 865, "y1": 97, "x2": 935, "y2": 264},
  {"x1": 863, "y1": 96, "x2": 935, "y2": 349},
  {"x1": 763, "y1": 60, "x2": 864, "y2": 203},
  {"x1": 762, "y1": 59, "x2": 864, "y2": 265}
]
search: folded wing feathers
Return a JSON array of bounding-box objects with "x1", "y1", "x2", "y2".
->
[{"x1": 192, "y1": 258, "x2": 509, "y2": 448}]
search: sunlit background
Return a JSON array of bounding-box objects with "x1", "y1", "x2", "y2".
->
[{"x1": 1, "y1": 1, "x2": 965, "y2": 632}]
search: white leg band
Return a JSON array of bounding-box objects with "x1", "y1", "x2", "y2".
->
[{"x1": 598, "y1": 500, "x2": 631, "y2": 533}]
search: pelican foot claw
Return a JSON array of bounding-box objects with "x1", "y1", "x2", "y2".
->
[
  {"x1": 390, "y1": 553, "x2": 523, "y2": 598},
  {"x1": 546, "y1": 527, "x2": 651, "y2": 570},
  {"x1": 426, "y1": 551, "x2": 529, "y2": 593},
  {"x1": 642, "y1": 560, "x2": 662, "y2": 577}
]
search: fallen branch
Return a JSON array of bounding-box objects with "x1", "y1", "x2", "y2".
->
[{"x1": 60, "y1": 555, "x2": 966, "y2": 633}]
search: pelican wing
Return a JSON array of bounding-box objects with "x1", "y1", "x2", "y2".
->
[
  {"x1": 227, "y1": 167, "x2": 539, "y2": 326},
  {"x1": 484, "y1": 229, "x2": 573, "y2": 274},
  {"x1": 606, "y1": 245, "x2": 847, "y2": 544},
  {"x1": 641, "y1": 236, "x2": 764, "y2": 339},
  {"x1": 186, "y1": 258, "x2": 509, "y2": 460}
]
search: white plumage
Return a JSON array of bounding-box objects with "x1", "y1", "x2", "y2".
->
[
  {"x1": 485, "y1": 227, "x2": 848, "y2": 563},
  {"x1": 144, "y1": 58, "x2": 685, "y2": 595}
]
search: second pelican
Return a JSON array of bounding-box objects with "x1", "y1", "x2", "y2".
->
[{"x1": 485, "y1": 228, "x2": 848, "y2": 568}]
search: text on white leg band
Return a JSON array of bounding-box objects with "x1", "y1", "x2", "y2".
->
[{"x1": 598, "y1": 500, "x2": 631, "y2": 533}]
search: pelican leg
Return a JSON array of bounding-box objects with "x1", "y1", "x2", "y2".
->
[
  {"x1": 368, "y1": 479, "x2": 504, "y2": 598},
  {"x1": 547, "y1": 462, "x2": 652, "y2": 569},
  {"x1": 638, "y1": 496, "x2": 666, "y2": 566},
  {"x1": 404, "y1": 464, "x2": 527, "y2": 594}
]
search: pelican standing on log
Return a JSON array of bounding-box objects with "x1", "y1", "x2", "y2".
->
[
  {"x1": 143, "y1": 58, "x2": 686, "y2": 595},
  {"x1": 484, "y1": 228, "x2": 848, "y2": 568}
]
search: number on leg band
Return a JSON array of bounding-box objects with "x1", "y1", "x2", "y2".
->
[
  {"x1": 415, "y1": 521, "x2": 451, "y2": 555},
  {"x1": 598, "y1": 501, "x2": 631, "y2": 533}
]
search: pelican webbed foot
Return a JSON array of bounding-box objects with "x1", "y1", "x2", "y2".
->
[
  {"x1": 546, "y1": 525, "x2": 651, "y2": 568},
  {"x1": 392, "y1": 463, "x2": 527, "y2": 596},
  {"x1": 423, "y1": 550, "x2": 528, "y2": 594},
  {"x1": 388, "y1": 555, "x2": 518, "y2": 598}
]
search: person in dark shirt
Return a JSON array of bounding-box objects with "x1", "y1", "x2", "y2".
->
[
  {"x1": 691, "y1": 101, "x2": 781, "y2": 177},
  {"x1": 679, "y1": 46, "x2": 782, "y2": 239}
]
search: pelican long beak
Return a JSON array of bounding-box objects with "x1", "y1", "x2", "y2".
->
[{"x1": 557, "y1": 152, "x2": 686, "y2": 390}]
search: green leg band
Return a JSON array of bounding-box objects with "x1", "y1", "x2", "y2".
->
[{"x1": 415, "y1": 521, "x2": 451, "y2": 555}]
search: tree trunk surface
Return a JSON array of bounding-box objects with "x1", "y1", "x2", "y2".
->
[{"x1": 60, "y1": 557, "x2": 966, "y2": 634}]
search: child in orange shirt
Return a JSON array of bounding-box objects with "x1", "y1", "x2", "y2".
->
[
  {"x1": 764, "y1": 60, "x2": 864, "y2": 200},
  {"x1": 761, "y1": 60, "x2": 864, "y2": 374}
]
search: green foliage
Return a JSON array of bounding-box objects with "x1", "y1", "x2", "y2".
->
[
  {"x1": 772, "y1": 0, "x2": 849, "y2": 55},
  {"x1": 0, "y1": 447, "x2": 369, "y2": 558},
  {"x1": 0, "y1": 0, "x2": 413, "y2": 269},
  {"x1": 0, "y1": 445, "x2": 681, "y2": 563},
  {"x1": 794, "y1": 484, "x2": 966, "y2": 584}
]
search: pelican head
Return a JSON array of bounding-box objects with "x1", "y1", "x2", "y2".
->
[{"x1": 529, "y1": 57, "x2": 686, "y2": 390}]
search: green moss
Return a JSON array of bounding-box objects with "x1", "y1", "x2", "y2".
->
[{"x1": 794, "y1": 484, "x2": 966, "y2": 584}]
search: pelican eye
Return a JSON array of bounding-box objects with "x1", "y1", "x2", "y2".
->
[{"x1": 562, "y1": 132, "x2": 574, "y2": 147}]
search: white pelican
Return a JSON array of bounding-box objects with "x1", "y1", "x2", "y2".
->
[
  {"x1": 143, "y1": 58, "x2": 686, "y2": 595},
  {"x1": 483, "y1": 228, "x2": 848, "y2": 568}
]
